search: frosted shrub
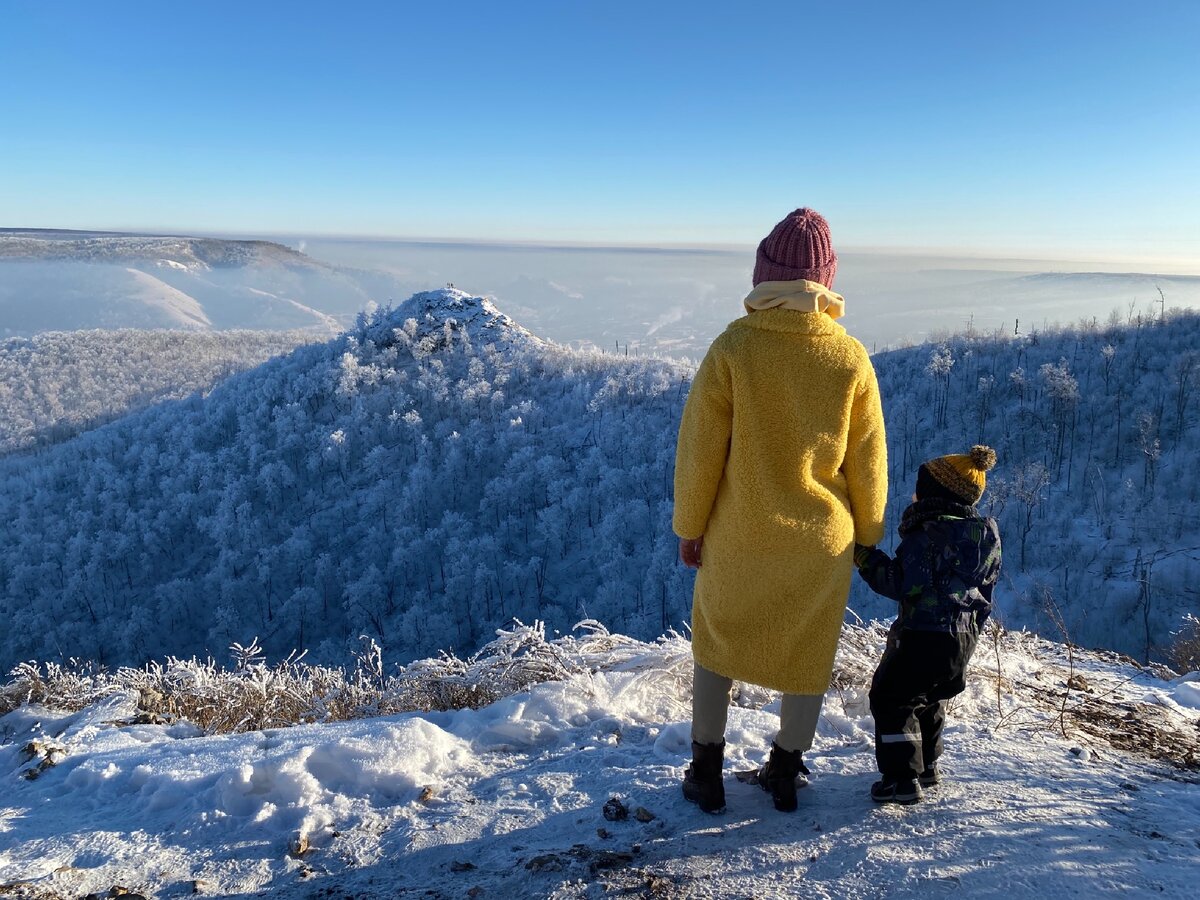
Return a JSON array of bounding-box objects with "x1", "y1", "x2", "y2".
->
[{"x1": 1167, "y1": 614, "x2": 1200, "y2": 673}]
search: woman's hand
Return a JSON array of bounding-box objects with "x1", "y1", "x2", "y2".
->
[{"x1": 679, "y1": 536, "x2": 704, "y2": 569}]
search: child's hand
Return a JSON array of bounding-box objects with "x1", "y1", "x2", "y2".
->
[{"x1": 853, "y1": 543, "x2": 875, "y2": 568}]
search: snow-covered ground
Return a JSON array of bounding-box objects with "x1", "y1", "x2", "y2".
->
[{"x1": 1, "y1": 623, "x2": 1197, "y2": 899}]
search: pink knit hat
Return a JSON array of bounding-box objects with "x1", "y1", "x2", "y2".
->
[{"x1": 752, "y1": 208, "x2": 838, "y2": 288}]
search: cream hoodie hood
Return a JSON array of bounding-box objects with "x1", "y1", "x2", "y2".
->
[{"x1": 743, "y1": 279, "x2": 845, "y2": 320}]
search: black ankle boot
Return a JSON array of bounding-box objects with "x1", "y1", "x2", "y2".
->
[
  {"x1": 682, "y1": 740, "x2": 726, "y2": 813},
  {"x1": 758, "y1": 742, "x2": 809, "y2": 812}
]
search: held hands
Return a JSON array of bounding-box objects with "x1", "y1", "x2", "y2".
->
[
  {"x1": 853, "y1": 542, "x2": 875, "y2": 569},
  {"x1": 679, "y1": 536, "x2": 704, "y2": 569}
]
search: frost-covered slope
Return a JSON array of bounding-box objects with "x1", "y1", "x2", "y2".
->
[
  {"x1": 0, "y1": 289, "x2": 691, "y2": 670},
  {"x1": 0, "y1": 622, "x2": 1196, "y2": 898},
  {"x1": 1, "y1": 293, "x2": 1198, "y2": 672},
  {"x1": 0, "y1": 231, "x2": 407, "y2": 334},
  {"x1": 859, "y1": 310, "x2": 1200, "y2": 665},
  {"x1": 0, "y1": 329, "x2": 319, "y2": 454}
]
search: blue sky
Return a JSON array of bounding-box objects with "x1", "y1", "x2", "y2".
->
[{"x1": 2, "y1": 1, "x2": 1198, "y2": 261}]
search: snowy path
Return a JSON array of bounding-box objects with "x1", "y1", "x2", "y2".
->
[
  {"x1": 267, "y1": 710, "x2": 1197, "y2": 899},
  {"x1": 1, "y1": 628, "x2": 1197, "y2": 899}
]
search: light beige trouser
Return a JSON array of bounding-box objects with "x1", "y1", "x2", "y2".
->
[{"x1": 691, "y1": 661, "x2": 824, "y2": 753}]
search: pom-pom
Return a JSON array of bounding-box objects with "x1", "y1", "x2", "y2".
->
[{"x1": 969, "y1": 445, "x2": 997, "y2": 472}]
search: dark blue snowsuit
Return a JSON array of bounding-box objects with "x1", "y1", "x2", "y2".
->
[{"x1": 855, "y1": 497, "x2": 1002, "y2": 780}]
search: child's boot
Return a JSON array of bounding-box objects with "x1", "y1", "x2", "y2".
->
[
  {"x1": 871, "y1": 776, "x2": 923, "y2": 804},
  {"x1": 682, "y1": 740, "x2": 726, "y2": 813}
]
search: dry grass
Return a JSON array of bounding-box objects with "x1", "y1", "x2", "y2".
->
[
  {"x1": 3, "y1": 618, "x2": 1194, "y2": 777},
  {"x1": 0, "y1": 620, "x2": 690, "y2": 736}
]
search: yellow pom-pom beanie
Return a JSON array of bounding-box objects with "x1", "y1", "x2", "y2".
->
[{"x1": 917, "y1": 445, "x2": 997, "y2": 505}]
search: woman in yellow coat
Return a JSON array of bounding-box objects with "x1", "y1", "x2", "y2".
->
[{"x1": 674, "y1": 208, "x2": 887, "y2": 813}]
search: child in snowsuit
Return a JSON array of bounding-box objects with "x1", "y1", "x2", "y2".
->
[{"x1": 854, "y1": 445, "x2": 1002, "y2": 804}]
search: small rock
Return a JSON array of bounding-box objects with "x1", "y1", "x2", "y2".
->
[
  {"x1": 191, "y1": 880, "x2": 210, "y2": 894},
  {"x1": 602, "y1": 797, "x2": 629, "y2": 821},
  {"x1": 289, "y1": 834, "x2": 311, "y2": 858},
  {"x1": 590, "y1": 850, "x2": 634, "y2": 873},
  {"x1": 634, "y1": 806, "x2": 656, "y2": 823},
  {"x1": 644, "y1": 874, "x2": 673, "y2": 894},
  {"x1": 1120, "y1": 782, "x2": 1140, "y2": 792},
  {"x1": 525, "y1": 853, "x2": 564, "y2": 872},
  {"x1": 467, "y1": 888, "x2": 485, "y2": 898},
  {"x1": 450, "y1": 860, "x2": 477, "y2": 872},
  {"x1": 19, "y1": 738, "x2": 67, "y2": 780},
  {"x1": 1067, "y1": 674, "x2": 1091, "y2": 692},
  {"x1": 596, "y1": 827, "x2": 612, "y2": 839},
  {"x1": 418, "y1": 785, "x2": 436, "y2": 803}
]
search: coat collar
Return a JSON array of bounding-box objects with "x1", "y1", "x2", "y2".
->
[
  {"x1": 743, "y1": 279, "x2": 846, "y2": 319},
  {"x1": 732, "y1": 307, "x2": 847, "y2": 337}
]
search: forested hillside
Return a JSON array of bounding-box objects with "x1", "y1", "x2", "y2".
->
[
  {"x1": 0, "y1": 291, "x2": 1196, "y2": 671},
  {"x1": 0, "y1": 291, "x2": 693, "y2": 669},
  {"x1": 0, "y1": 329, "x2": 316, "y2": 454},
  {"x1": 863, "y1": 308, "x2": 1200, "y2": 663}
]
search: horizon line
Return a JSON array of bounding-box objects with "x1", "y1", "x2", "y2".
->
[{"x1": 4, "y1": 224, "x2": 1198, "y2": 272}]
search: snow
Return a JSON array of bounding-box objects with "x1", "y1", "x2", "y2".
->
[
  {"x1": 155, "y1": 259, "x2": 195, "y2": 272},
  {"x1": 122, "y1": 267, "x2": 212, "y2": 329},
  {"x1": 1167, "y1": 672, "x2": 1200, "y2": 710},
  {"x1": 2, "y1": 625, "x2": 1196, "y2": 899}
]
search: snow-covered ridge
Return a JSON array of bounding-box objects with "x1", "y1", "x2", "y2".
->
[
  {"x1": 0, "y1": 231, "x2": 320, "y2": 271},
  {"x1": 1, "y1": 620, "x2": 1196, "y2": 898},
  {"x1": 0, "y1": 230, "x2": 414, "y2": 336}
]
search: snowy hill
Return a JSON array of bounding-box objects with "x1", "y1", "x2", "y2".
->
[
  {"x1": 0, "y1": 230, "x2": 412, "y2": 335},
  {"x1": 0, "y1": 620, "x2": 1196, "y2": 898},
  {"x1": 0, "y1": 289, "x2": 691, "y2": 671},
  {"x1": 0, "y1": 290, "x2": 1198, "y2": 672}
]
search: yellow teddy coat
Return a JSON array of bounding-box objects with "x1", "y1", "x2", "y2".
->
[{"x1": 673, "y1": 286, "x2": 887, "y2": 695}]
